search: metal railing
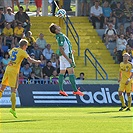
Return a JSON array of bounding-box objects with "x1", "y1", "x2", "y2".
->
[
  {"x1": 64, "y1": 15, "x2": 80, "y2": 56},
  {"x1": 84, "y1": 48, "x2": 108, "y2": 80}
]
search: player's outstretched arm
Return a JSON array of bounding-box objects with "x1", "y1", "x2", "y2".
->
[{"x1": 27, "y1": 56, "x2": 41, "y2": 64}]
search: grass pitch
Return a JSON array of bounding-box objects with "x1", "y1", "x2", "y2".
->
[{"x1": 0, "y1": 107, "x2": 133, "y2": 133}]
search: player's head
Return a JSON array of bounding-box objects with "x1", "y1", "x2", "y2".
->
[
  {"x1": 19, "y1": 39, "x2": 28, "y2": 50},
  {"x1": 123, "y1": 53, "x2": 130, "y2": 62},
  {"x1": 49, "y1": 23, "x2": 61, "y2": 34}
]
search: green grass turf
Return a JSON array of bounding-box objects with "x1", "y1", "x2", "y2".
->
[{"x1": 0, "y1": 107, "x2": 133, "y2": 133}]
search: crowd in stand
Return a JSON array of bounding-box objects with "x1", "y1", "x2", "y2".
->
[
  {"x1": 0, "y1": 1, "x2": 59, "y2": 84},
  {"x1": 85, "y1": 0, "x2": 133, "y2": 64},
  {"x1": 0, "y1": 1, "x2": 85, "y2": 85}
]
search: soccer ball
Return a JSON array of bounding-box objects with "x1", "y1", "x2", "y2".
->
[{"x1": 56, "y1": 9, "x2": 66, "y2": 18}]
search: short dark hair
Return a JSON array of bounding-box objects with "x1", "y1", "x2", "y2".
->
[
  {"x1": 19, "y1": 39, "x2": 28, "y2": 47},
  {"x1": 49, "y1": 23, "x2": 57, "y2": 34},
  {"x1": 19, "y1": 6, "x2": 24, "y2": 10},
  {"x1": 47, "y1": 60, "x2": 51, "y2": 64},
  {"x1": 80, "y1": 72, "x2": 84, "y2": 76}
]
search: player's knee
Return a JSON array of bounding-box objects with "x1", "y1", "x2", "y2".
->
[
  {"x1": 67, "y1": 68, "x2": 74, "y2": 74},
  {"x1": 11, "y1": 88, "x2": 17, "y2": 93},
  {"x1": 118, "y1": 91, "x2": 123, "y2": 96},
  {"x1": 127, "y1": 93, "x2": 131, "y2": 97}
]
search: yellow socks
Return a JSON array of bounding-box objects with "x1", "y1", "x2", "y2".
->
[
  {"x1": 10, "y1": 92, "x2": 16, "y2": 111},
  {"x1": 0, "y1": 91, "x2": 3, "y2": 98},
  {"x1": 127, "y1": 96, "x2": 132, "y2": 108},
  {"x1": 119, "y1": 95, "x2": 126, "y2": 107}
]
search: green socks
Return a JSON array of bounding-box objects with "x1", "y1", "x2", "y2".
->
[
  {"x1": 11, "y1": 92, "x2": 16, "y2": 111},
  {"x1": 59, "y1": 74, "x2": 64, "y2": 91},
  {"x1": 69, "y1": 74, "x2": 77, "y2": 92},
  {"x1": 59, "y1": 74, "x2": 78, "y2": 92}
]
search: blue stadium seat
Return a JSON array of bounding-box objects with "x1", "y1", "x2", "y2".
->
[
  {"x1": 96, "y1": 29, "x2": 104, "y2": 38},
  {"x1": 107, "y1": 42, "x2": 116, "y2": 50}
]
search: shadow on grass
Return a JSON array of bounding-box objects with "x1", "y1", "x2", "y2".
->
[
  {"x1": 111, "y1": 116, "x2": 133, "y2": 118},
  {"x1": 89, "y1": 110, "x2": 119, "y2": 114},
  {"x1": 0, "y1": 119, "x2": 41, "y2": 123}
]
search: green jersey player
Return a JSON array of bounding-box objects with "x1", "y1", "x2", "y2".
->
[{"x1": 49, "y1": 23, "x2": 84, "y2": 96}]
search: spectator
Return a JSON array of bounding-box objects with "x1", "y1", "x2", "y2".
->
[
  {"x1": 36, "y1": 33, "x2": 47, "y2": 51},
  {"x1": 11, "y1": 0, "x2": 20, "y2": 13},
  {"x1": 42, "y1": 60, "x2": 55, "y2": 84},
  {"x1": 115, "y1": 34, "x2": 127, "y2": 63},
  {"x1": 28, "y1": 52, "x2": 35, "y2": 67},
  {"x1": 4, "y1": 7, "x2": 15, "y2": 29},
  {"x1": 39, "y1": 54, "x2": 46, "y2": 68},
  {"x1": 90, "y1": 0, "x2": 104, "y2": 29},
  {"x1": 76, "y1": 72, "x2": 85, "y2": 80},
  {"x1": 25, "y1": 31, "x2": 36, "y2": 53},
  {"x1": 0, "y1": 63, "x2": 4, "y2": 81},
  {"x1": 28, "y1": 72, "x2": 36, "y2": 84},
  {"x1": 50, "y1": 70, "x2": 59, "y2": 84},
  {"x1": 110, "y1": 0, "x2": 123, "y2": 10},
  {"x1": 32, "y1": 63, "x2": 43, "y2": 79},
  {"x1": 126, "y1": 21, "x2": 133, "y2": 39},
  {"x1": 19, "y1": 72, "x2": 25, "y2": 84},
  {"x1": 24, "y1": 0, "x2": 30, "y2": 12},
  {"x1": 102, "y1": 1, "x2": 116, "y2": 26},
  {"x1": 42, "y1": 44, "x2": 54, "y2": 60},
  {"x1": 123, "y1": 45, "x2": 133, "y2": 63},
  {"x1": 21, "y1": 62, "x2": 32, "y2": 79},
  {"x1": 123, "y1": 0, "x2": 133, "y2": 22},
  {"x1": 34, "y1": 0, "x2": 42, "y2": 16},
  {"x1": 1, "y1": 52, "x2": 10, "y2": 70},
  {"x1": 3, "y1": 23, "x2": 14, "y2": 47},
  {"x1": 0, "y1": 7, "x2": 5, "y2": 34},
  {"x1": 113, "y1": 2, "x2": 126, "y2": 29},
  {"x1": 15, "y1": 6, "x2": 30, "y2": 35},
  {"x1": 127, "y1": 33, "x2": 133, "y2": 49},
  {"x1": 14, "y1": 23, "x2": 24, "y2": 46},
  {"x1": 117, "y1": 24, "x2": 125, "y2": 36},
  {"x1": 30, "y1": 44, "x2": 42, "y2": 60},
  {"x1": 80, "y1": 0, "x2": 90, "y2": 16},
  {"x1": 50, "y1": 53, "x2": 59, "y2": 69},
  {"x1": 104, "y1": 23, "x2": 117, "y2": 45},
  {"x1": 3, "y1": 0, "x2": 12, "y2": 13},
  {"x1": 52, "y1": 0, "x2": 59, "y2": 16},
  {"x1": 0, "y1": 45, "x2": 4, "y2": 61},
  {"x1": 48, "y1": 0, "x2": 53, "y2": 13},
  {"x1": 0, "y1": 1, "x2": 4, "y2": 8}
]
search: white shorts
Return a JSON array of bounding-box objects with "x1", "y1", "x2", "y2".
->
[
  {"x1": 60, "y1": 54, "x2": 75, "y2": 70},
  {"x1": 60, "y1": 56, "x2": 71, "y2": 70}
]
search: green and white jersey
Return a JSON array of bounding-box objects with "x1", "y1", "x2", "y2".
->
[
  {"x1": 56, "y1": 32, "x2": 76, "y2": 68},
  {"x1": 56, "y1": 32, "x2": 72, "y2": 56}
]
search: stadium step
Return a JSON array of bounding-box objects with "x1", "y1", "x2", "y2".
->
[{"x1": 30, "y1": 16, "x2": 119, "y2": 79}]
